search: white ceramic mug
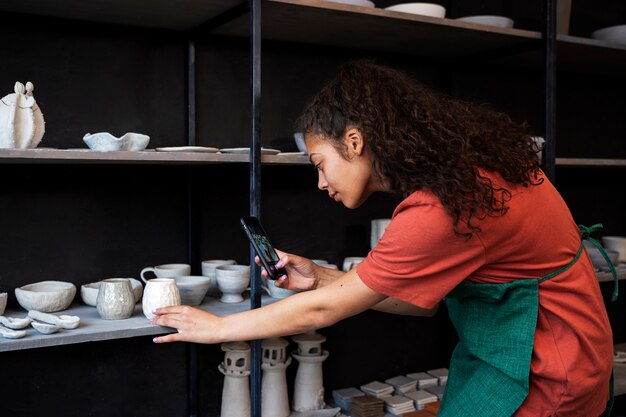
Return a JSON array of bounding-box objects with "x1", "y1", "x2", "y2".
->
[
  {"x1": 142, "y1": 278, "x2": 181, "y2": 320},
  {"x1": 140, "y1": 263, "x2": 191, "y2": 283},
  {"x1": 96, "y1": 278, "x2": 135, "y2": 320},
  {"x1": 201, "y1": 259, "x2": 236, "y2": 296}
]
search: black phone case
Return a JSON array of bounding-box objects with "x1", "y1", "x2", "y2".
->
[{"x1": 240, "y1": 216, "x2": 287, "y2": 280}]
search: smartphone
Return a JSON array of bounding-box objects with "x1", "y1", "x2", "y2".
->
[{"x1": 240, "y1": 216, "x2": 288, "y2": 280}]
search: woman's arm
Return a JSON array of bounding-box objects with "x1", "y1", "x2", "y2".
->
[{"x1": 152, "y1": 269, "x2": 386, "y2": 344}]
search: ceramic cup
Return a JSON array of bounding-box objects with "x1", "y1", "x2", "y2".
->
[
  {"x1": 201, "y1": 259, "x2": 236, "y2": 296},
  {"x1": 0, "y1": 292, "x2": 7, "y2": 316},
  {"x1": 175, "y1": 275, "x2": 211, "y2": 306},
  {"x1": 96, "y1": 278, "x2": 135, "y2": 320},
  {"x1": 140, "y1": 263, "x2": 191, "y2": 283},
  {"x1": 602, "y1": 236, "x2": 626, "y2": 264},
  {"x1": 142, "y1": 278, "x2": 181, "y2": 320},
  {"x1": 215, "y1": 265, "x2": 250, "y2": 303},
  {"x1": 370, "y1": 218, "x2": 392, "y2": 249}
]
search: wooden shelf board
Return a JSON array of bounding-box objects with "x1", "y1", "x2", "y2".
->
[
  {"x1": 0, "y1": 0, "x2": 243, "y2": 30},
  {"x1": 556, "y1": 158, "x2": 626, "y2": 167},
  {"x1": 213, "y1": 0, "x2": 541, "y2": 57},
  {"x1": 0, "y1": 148, "x2": 311, "y2": 165},
  {"x1": 0, "y1": 295, "x2": 279, "y2": 353}
]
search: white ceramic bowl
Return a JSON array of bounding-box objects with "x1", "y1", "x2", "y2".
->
[
  {"x1": 591, "y1": 25, "x2": 626, "y2": 46},
  {"x1": 457, "y1": 15, "x2": 514, "y2": 29},
  {"x1": 602, "y1": 236, "x2": 626, "y2": 264},
  {"x1": 265, "y1": 279, "x2": 296, "y2": 299},
  {"x1": 83, "y1": 132, "x2": 150, "y2": 152},
  {"x1": 0, "y1": 292, "x2": 7, "y2": 315},
  {"x1": 15, "y1": 281, "x2": 76, "y2": 313},
  {"x1": 385, "y1": 3, "x2": 446, "y2": 18},
  {"x1": 293, "y1": 132, "x2": 307, "y2": 154},
  {"x1": 215, "y1": 265, "x2": 250, "y2": 303},
  {"x1": 584, "y1": 242, "x2": 619, "y2": 270},
  {"x1": 175, "y1": 276, "x2": 211, "y2": 306}
]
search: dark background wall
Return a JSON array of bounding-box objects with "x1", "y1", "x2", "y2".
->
[{"x1": 0, "y1": 1, "x2": 624, "y2": 415}]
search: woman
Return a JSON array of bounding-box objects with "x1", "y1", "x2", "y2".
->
[{"x1": 153, "y1": 61, "x2": 614, "y2": 417}]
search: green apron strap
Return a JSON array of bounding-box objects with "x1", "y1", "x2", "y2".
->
[{"x1": 579, "y1": 223, "x2": 619, "y2": 302}]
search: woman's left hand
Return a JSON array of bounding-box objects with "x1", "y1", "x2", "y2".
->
[{"x1": 151, "y1": 305, "x2": 224, "y2": 344}]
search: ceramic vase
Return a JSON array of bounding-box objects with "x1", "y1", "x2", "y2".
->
[
  {"x1": 215, "y1": 265, "x2": 250, "y2": 303},
  {"x1": 142, "y1": 278, "x2": 181, "y2": 320},
  {"x1": 262, "y1": 337, "x2": 292, "y2": 417},
  {"x1": 291, "y1": 331, "x2": 329, "y2": 412},
  {"x1": 96, "y1": 278, "x2": 135, "y2": 320},
  {"x1": 201, "y1": 259, "x2": 236, "y2": 296},
  {"x1": 219, "y1": 341, "x2": 251, "y2": 417},
  {"x1": 0, "y1": 81, "x2": 45, "y2": 149}
]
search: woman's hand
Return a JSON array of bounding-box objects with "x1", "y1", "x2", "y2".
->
[
  {"x1": 256, "y1": 249, "x2": 319, "y2": 291},
  {"x1": 151, "y1": 305, "x2": 224, "y2": 344}
]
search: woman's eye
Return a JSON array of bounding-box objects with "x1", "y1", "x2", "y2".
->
[{"x1": 314, "y1": 163, "x2": 322, "y2": 171}]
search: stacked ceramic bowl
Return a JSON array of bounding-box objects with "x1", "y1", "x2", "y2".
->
[
  {"x1": 384, "y1": 3, "x2": 446, "y2": 18},
  {"x1": 591, "y1": 25, "x2": 626, "y2": 46},
  {"x1": 457, "y1": 15, "x2": 514, "y2": 28}
]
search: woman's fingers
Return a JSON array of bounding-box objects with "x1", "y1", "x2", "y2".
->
[{"x1": 153, "y1": 332, "x2": 183, "y2": 344}]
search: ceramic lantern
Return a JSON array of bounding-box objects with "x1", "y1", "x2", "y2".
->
[
  {"x1": 0, "y1": 81, "x2": 45, "y2": 149},
  {"x1": 291, "y1": 331, "x2": 329, "y2": 412},
  {"x1": 261, "y1": 337, "x2": 292, "y2": 417},
  {"x1": 219, "y1": 341, "x2": 251, "y2": 417}
]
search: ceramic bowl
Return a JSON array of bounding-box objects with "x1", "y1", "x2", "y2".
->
[
  {"x1": 174, "y1": 276, "x2": 211, "y2": 306},
  {"x1": 325, "y1": 0, "x2": 375, "y2": 7},
  {"x1": 591, "y1": 24, "x2": 626, "y2": 46},
  {"x1": 201, "y1": 259, "x2": 236, "y2": 296},
  {"x1": 342, "y1": 256, "x2": 365, "y2": 272},
  {"x1": 265, "y1": 279, "x2": 296, "y2": 299},
  {"x1": 457, "y1": 15, "x2": 514, "y2": 28},
  {"x1": 15, "y1": 281, "x2": 76, "y2": 313},
  {"x1": 385, "y1": 3, "x2": 446, "y2": 18},
  {"x1": 0, "y1": 292, "x2": 7, "y2": 315},
  {"x1": 83, "y1": 132, "x2": 150, "y2": 152},
  {"x1": 215, "y1": 265, "x2": 250, "y2": 303},
  {"x1": 602, "y1": 236, "x2": 626, "y2": 264},
  {"x1": 584, "y1": 242, "x2": 619, "y2": 270}
]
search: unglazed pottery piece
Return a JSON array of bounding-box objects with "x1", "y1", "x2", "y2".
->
[
  {"x1": 261, "y1": 337, "x2": 292, "y2": 417},
  {"x1": 264, "y1": 279, "x2": 296, "y2": 299},
  {"x1": 15, "y1": 281, "x2": 76, "y2": 313},
  {"x1": 219, "y1": 341, "x2": 251, "y2": 417},
  {"x1": 142, "y1": 278, "x2": 180, "y2": 320},
  {"x1": 0, "y1": 325, "x2": 26, "y2": 339},
  {"x1": 0, "y1": 292, "x2": 6, "y2": 315},
  {"x1": 83, "y1": 132, "x2": 150, "y2": 151},
  {"x1": 457, "y1": 15, "x2": 514, "y2": 28},
  {"x1": 81, "y1": 282, "x2": 101, "y2": 306},
  {"x1": 0, "y1": 81, "x2": 45, "y2": 149},
  {"x1": 219, "y1": 147, "x2": 280, "y2": 155},
  {"x1": 28, "y1": 310, "x2": 80, "y2": 329},
  {"x1": 370, "y1": 218, "x2": 391, "y2": 250},
  {"x1": 140, "y1": 263, "x2": 191, "y2": 283},
  {"x1": 602, "y1": 236, "x2": 626, "y2": 264},
  {"x1": 384, "y1": 3, "x2": 446, "y2": 18},
  {"x1": 0, "y1": 315, "x2": 32, "y2": 329},
  {"x1": 292, "y1": 332, "x2": 329, "y2": 412},
  {"x1": 591, "y1": 24, "x2": 626, "y2": 46},
  {"x1": 155, "y1": 146, "x2": 218, "y2": 153},
  {"x1": 201, "y1": 259, "x2": 236, "y2": 296},
  {"x1": 174, "y1": 276, "x2": 211, "y2": 306},
  {"x1": 96, "y1": 278, "x2": 135, "y2": 320},
  {"x1": 215, "y1": 265, "x2": 251, "y2": 303},
  {"x1": 31, "y1": 320, "x2": 61, "y2": 334}
]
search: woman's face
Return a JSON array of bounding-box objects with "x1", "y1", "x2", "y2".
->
[{"x1": 306, "y1": 129, "x2": 385, "y2": 209}]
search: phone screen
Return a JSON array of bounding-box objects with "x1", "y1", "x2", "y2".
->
[{"x1": 240, "y1": 216, "x2": 287, "y2": 280}]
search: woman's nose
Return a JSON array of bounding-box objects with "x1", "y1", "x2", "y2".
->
[{"x1": 318, "y1": 172, "x2": 328, "y2": 190}]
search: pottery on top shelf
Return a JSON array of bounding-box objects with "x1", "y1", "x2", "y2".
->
[
  {"x1": 0, "y1": 81, "x2": 45, "y2": 149},
  {"x1": 591, "y1": 24, "x2": 626, "y2": 46},
  {"x1": 0, "y1": 292, "x2": 6, "y2": 315},
  {"x1": 384, "y1": 3, "x2": 446, "y2": 18},
  {"x1": 457, "y1": 15, "x2": 514, "y2": 28},
  {"x1": 83, "y1": 132, "x2": 150, "y2": 151},
  {"x1": 14, "y1": 281, "x2": 76, "y2": 313}
]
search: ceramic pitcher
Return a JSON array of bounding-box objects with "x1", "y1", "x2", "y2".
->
[
  {"x1": 96, "y1": 278, "x2": 135, "y2": 320},
  {"x1": 142, "y1": 278, "x2": 181, "y2": 320}
]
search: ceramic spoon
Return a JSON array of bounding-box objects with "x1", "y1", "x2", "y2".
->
[
  {"x1": 31, "y1": 320, "x2": 61, "y2": 334},
  {"x1": 0, "y1": 315, "x2": 32, "y2": 329},
  {"x1": 28, "y1": 310, "x2": 80, "y2": 329},
  {"x1": 0, "y1": 324, "x2": 26, "y2": 339}
]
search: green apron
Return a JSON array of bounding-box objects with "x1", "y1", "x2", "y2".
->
[{"x1": 440, "y1": 224, "x2": 618, "y2": 417}]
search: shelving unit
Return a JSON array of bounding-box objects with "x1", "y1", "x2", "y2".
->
[{"x1": 0, "y1": 0, "x2": 624, "y2": 416}]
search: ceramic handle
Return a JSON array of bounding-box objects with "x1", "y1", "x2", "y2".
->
[{"x1": 140, "y1": 267, "x2": 156, "y2": 283}]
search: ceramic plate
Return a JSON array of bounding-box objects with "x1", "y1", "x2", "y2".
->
[
  {"x1": 324, "y1": 0, "x2": 375, "y2": 7},
  {"x1": 219, "y1": 147, "x2": 281, "y2": 155},
  {"x1": 155, "y1": 146, "x2": 219, "y2": 153}
]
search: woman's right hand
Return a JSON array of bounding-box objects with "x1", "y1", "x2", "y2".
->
[{"x1": 255, "y1": 249, "x2": 319, "y2": 291}]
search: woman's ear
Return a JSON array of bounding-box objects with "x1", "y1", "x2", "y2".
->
[{"x1": 344, "y1": 127, "x2": 364, "y2": 157}]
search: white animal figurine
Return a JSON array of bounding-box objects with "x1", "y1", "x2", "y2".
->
[{"x1": 0, "y1": 81, "x2": 45, "y2": 149}]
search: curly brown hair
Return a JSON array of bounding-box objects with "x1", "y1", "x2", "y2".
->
[{"x1": 297, "y1": 60, "x2": 543, "y2": 238}]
